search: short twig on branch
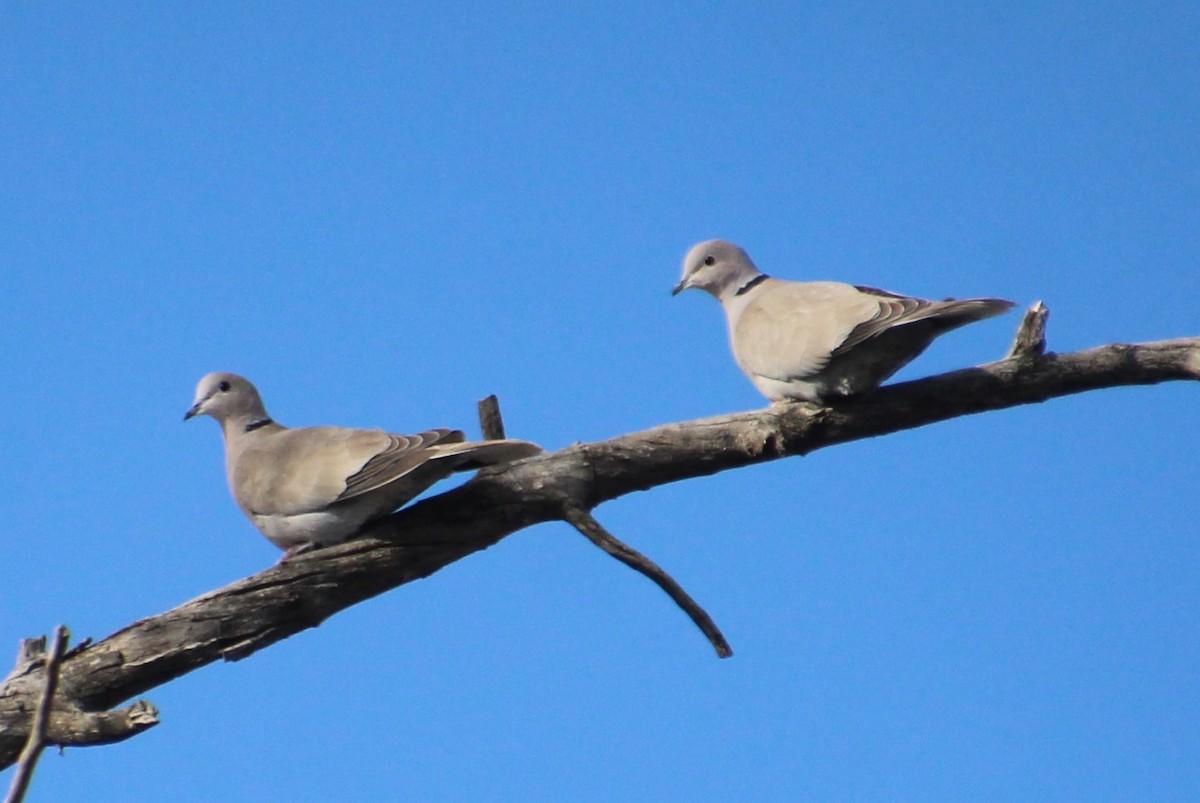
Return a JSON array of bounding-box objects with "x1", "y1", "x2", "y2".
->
[
  {"x1": 0, "y1": 629, "x2": 160, "y2": 779},
  {"x1": 5, "y1": 625, "x2": 69, "y2": 803},
  {"x1": 477, "y1": 395, "x2": 506, "y2": 441},
  {"x1": 1007, "y1": 301, "x2": 1049, "y2": 360}
]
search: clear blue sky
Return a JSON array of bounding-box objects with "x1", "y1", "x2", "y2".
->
[{"x1": 3, "y1": 3, "x2": 1198, "y2": 801}]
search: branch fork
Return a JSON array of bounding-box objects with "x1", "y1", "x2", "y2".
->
[{"x1": 477, "y1": 395, "x2": 732, "y2": 658}]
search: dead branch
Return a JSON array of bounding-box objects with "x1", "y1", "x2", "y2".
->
[
  {"x1": 5, "y1": 627, "x2": 68, "y2": 803},
  {"x1": 480, "y1": 393, "x2": 731, "y2": 654},
  {"x1": 1, "y1": 308, "x2": 1196, "y2": 769},
  {"x1": 562, "y1": 505, "x2": 733, "y2": 658},
  {"x1": 477, "y1": 394, "x2": 507, "y2": 440},
  {"x1": 1006, "y1": 301, "x2": 1049, "y2": 360}
]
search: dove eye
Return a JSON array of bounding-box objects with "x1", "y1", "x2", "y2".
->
[
  {"x1": 218, "y1": 381, "x2": 231, "y2": 392},
  {"x1": 704, "y1": 255, "x2": 716, "y2": 266}
]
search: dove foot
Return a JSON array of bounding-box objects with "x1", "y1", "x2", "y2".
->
[{"x1": 277, "y1": 542, "x2": 318, "y2": 563}]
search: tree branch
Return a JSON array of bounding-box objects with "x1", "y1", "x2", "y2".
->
[
  {"x1": 479, "y1": 393, "x2": 732, "y2": 656},
  {"x1": 5, "y1": 627, "x2": 68, "y2": 803},
  {"x1": 562, "y1": 506, "x2": 733, "y2": 658},
  {"x1": 2, "y1": 326, "x2": 1197, "y2": 769}
]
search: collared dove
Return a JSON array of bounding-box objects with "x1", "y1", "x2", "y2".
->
[
  {"x1": 185, "y1": 372, "x2": 542, "y2": 557},
  {"x1": 673, "y1": 239, "x2": 1015, "y2": 402}
]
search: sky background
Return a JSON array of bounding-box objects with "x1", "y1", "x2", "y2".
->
[{"x1": 2, "y1": 3, "x2": 1198, "y2": 801}]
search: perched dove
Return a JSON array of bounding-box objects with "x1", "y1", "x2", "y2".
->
[
  {"x1": 673, "y1": 239, "x2": 1015, "y2": 402},
  {"x1": 185, "y1": 372, "x2": 543, "y2": 557}
]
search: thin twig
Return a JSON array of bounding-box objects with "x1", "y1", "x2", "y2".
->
[
  {"x1": 5, "y1": 626, "x2": 69, "y2": 803},
  {"x1": 562, "y1": 506, "x2": 733, "y2": 659},
  {"x1": 477, "y1": 395, "x2": 506, "y2": 440}
]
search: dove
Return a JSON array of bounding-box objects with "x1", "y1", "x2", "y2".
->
[
  {"x1": 185, "y1": 372, "x2": 542, "y2": 557},
  {"x1": 673, "y1": 239, "x2": 1015, "y2": 402}
]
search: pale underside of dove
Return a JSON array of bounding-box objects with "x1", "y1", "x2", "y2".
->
[
  {"x1": 673, "y1": 239, "x2": 1016, "y2": 403},
  {"x1": 185, "y1": 372, "x2": 542, "y2": 558}
]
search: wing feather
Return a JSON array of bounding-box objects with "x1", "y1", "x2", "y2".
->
[{"x1": 337, "y1": 429, "x2": 464, "y2": 500}]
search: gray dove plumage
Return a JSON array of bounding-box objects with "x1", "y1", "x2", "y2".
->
[
  {"x1": 185, "y1": 372, "x2": 542, "y2": 557},
  {"x1": 673, "y1": 239, "x2": 1015, "y2": 402}
]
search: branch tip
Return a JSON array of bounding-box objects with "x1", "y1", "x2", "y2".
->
[
  {"x1": 562, "y1": 506, "x2": 733, "y2": 659},
  {"x1": 477, "y1": 395, "x2": 506, "y2": 440},
  {"x1": 5, "y1": 626, "x2": 70, "y2": 803}
]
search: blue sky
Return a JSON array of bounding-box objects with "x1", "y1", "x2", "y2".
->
[{"x1": 2, "y1": 3, "x2": 1197, "y2": 800}]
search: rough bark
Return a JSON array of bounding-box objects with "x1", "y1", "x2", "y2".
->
[{"x1": 2, "y1": 326, "x2": 1197, "y2": 769}]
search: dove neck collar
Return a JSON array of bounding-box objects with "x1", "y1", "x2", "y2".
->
[
  {"x1": 244, "y1": 418, "x2": 274, "y2": 433},
  {"x1": 734, "y1": 273, "x2": 769, "y2": 296}
]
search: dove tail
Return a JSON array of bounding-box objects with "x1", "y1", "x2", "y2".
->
[
  {"x1": 448, "y1": 439, "x2": 544, "y2": 470},
  {"x1": 932, "y1": 297, "x2": 1017, "y2": 327}
]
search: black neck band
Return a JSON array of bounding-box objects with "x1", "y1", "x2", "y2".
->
[{"x1": 734, "y1": 274, "x2": 769, "y2": 296}]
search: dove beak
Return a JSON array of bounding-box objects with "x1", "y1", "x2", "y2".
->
[{"x1": 671, "y1": 279, "x2": 688, "y2": 296}]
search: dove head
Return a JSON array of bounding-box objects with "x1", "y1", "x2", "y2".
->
[
  {"x1": 185, "y1": 372, "x2": 269, "y2": 425},
  {"x1": 672, "y1": 239, "x2": 764, "y2": 300}
]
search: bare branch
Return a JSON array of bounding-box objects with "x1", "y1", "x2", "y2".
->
[
  {"x1": 0, "y1": 629, "x2": 159, "y2": 787},
  {"x1": 479, "y1": 396, "x2": 724, "y2": 651},
  {"x1": 44, "y1": 701, "x2": 159, "y2": 749},
  {"x1": 1, "y1": 328, "x2": 1197, "y2": 768},
  {"x1": 6, "y1": 626, "x2": 69, "y2": 803},
  {"x1": 562, "y1": 506, "x2": 732, "y2": 658}
]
